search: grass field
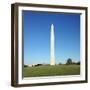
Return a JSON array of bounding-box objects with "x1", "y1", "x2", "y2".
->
[{"x1": 23, "y1": 65, "x2": 80, "y2": 77}]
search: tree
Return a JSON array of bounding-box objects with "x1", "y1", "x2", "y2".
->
[
  {"x1": 59, "y1": 62, "x2": 62, "y2": 65},
  {"x1": 66, "y1": 58, "x2": 72, "y2": 65},
  {"x1": 77, "y1": 61, "x2": 80, "y2": 65},
  {"x1": 24, "y1": 65, "x2": 28, "y2": 67}
]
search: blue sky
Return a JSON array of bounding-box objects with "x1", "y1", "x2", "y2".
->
[{"x1": 23, "y1": 11, "x2": 80, "y2": 64}]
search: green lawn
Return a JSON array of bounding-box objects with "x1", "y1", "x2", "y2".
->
[{"x1": 23, "y1": 65, "x2": 80, "y2": 77}]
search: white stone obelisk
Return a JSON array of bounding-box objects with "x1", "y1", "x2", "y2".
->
[{"x1": 50, "y1": 24, "x2": 55, "y2": 65}]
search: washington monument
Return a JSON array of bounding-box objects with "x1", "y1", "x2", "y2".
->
[{"x1": 50, "y1": 24, "x2": 55, "y2": 65}]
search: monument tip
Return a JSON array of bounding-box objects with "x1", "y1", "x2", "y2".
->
[
  {"x1": 51, "y1": 23, "x2": 54, "y2": 26},
  {"x1": 51, "y1": 24, "x2": 54, "y2": 29}
]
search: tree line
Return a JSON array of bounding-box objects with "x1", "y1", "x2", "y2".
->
[{"x1": 59, "y1": 58, "x2": 80, "y2": 65}]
